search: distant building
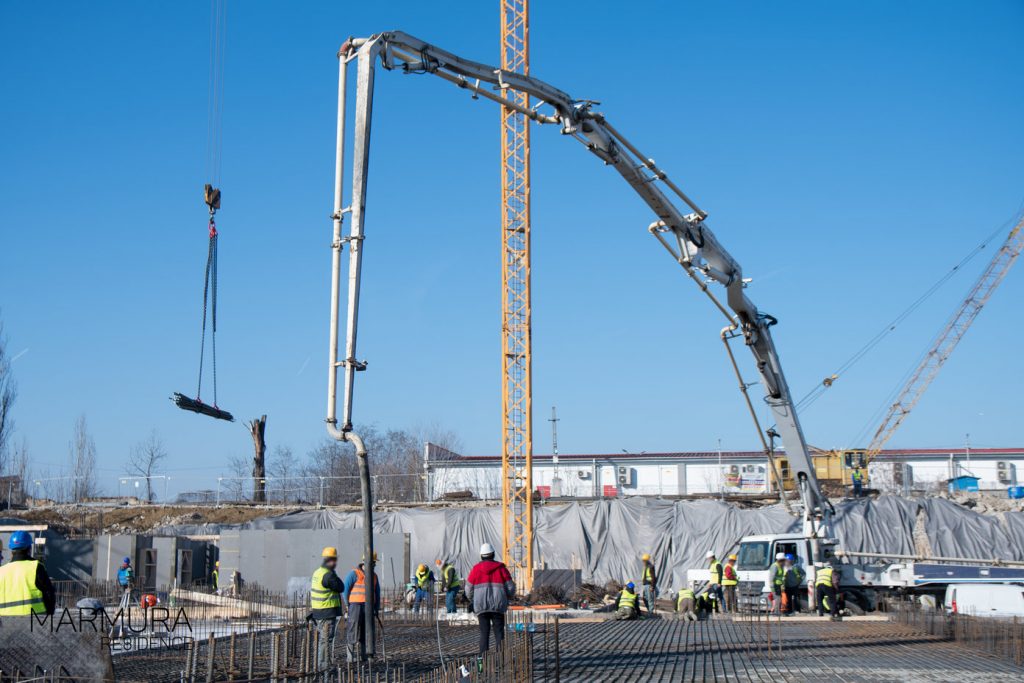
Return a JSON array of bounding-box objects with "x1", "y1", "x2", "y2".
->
[{"x1": 423, "y1": 445, "x2": 1024, "y2": 499}]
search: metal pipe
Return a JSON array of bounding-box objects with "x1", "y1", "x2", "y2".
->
[
  {"x1": 345, "y1": 430, "x2": 377, "y2": 658},
  {"x1": 326, "y1": 45, "x2": 349, "y2": 435},
  {"x1": 836, "y1": 549, "x2": 1024, "y2": 567}
]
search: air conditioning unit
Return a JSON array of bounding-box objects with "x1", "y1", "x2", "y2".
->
[
  {"x1": 617, "y1": 466, "x2": 632, "y2": 486},
  {"x1": 577, "y1": 470, "x2": 591, "y2": 480},
  {"x1": 997, "y1": 462, "x2": 1015, "y2": 485}
]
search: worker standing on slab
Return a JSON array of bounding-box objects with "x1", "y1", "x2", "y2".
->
[
  {"x1": 706, "y1": 551, "x2": 724, "y2": 611},
  {"x1": 343, "y1": 552, "x2": 381, "y2": 663},
  {"x1": 814, "y1": 560, "x2": 841, "y2": 621},
  {"x1": 311, "y1": 547, "x2": 345, "y2": 670},
  {"x1": 675, "y1": 583, "x2": 698, "y2": 621},
  {"x1": 211, "y1": 560, "x2": 219, "y2": 592},
  {"x1": 783, "y1": 554, "x2": 804, "y2": 615},
  {"x1": 466, "y1": 542, "x2": 515, "y2": 658},
  {"x1": 117, "y1": 557, "x2": 134, "y2": 589},
  {"x1": 771, "y1": 553, "x2": 787, "y2": 613},
  {"x1": 851, "y1": 468, "x2": 864, "y2": 497},
  {"x1": 640, "y1": 553, "x2": 658, "y2": 614},
  {"x1": 412, "y1": 562, "x2": 435, "y2": 613},
  {"x1": 613, "y1": 581, "x2": 641, "y2": 620},
  {"x1": 439, "y1": 558, "x2": 461, "y2": 614},
  {"x1": 0, "y1": 531, "x2": 55, "y2": 616},
  {"x1": 722, "y1": 554, "x2": 739, "y2": 613}
]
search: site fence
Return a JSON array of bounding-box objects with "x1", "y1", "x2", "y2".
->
[{"x1": 889, "y1": 602, "x2": 1024, "y2": 666}]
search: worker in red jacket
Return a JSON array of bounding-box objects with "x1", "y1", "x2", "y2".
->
[{"x1": 465, "y1": 542, "x2": 516, "y2": 658}]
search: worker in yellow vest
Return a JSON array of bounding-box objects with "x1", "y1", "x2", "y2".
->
[
  {"x1": 721, "y1": 554, "x2": 739, "y2": 613},
  {"x1": 439, "y1": 558, "x2": 461, "y2": 614},
  {"x1": 613, "y1": 582, "x2": 640, "y2": 620},
  {"x1": 0, "y1": 531, "x2": 55, "y2": 616},
  {"x1": 814, "y1": 560, "x2": 841, "y2": 621},
  {"x1": 640, "y1": 553, "x2": 658, "y2": 614},
  {"x1": 705, "y1": 551, "x2": 724, "y2": 612},
  {"x1": 310, "y1": 547, "x2": 345, "y2": 670},
  {"x1": 412, "y1": 563, "x2": 435, "y2": 613},
  {"x1": 770, "y1": 553, "x2": 787, "y2": 613},
  {"x1": 211, "y1": 560, "x2": 219, "y2": 593},
  {"x1": 343, "y1": 552, "x2": 381, "y2": 663},
  {"x1": 675, "y1": 584, "x2": 697, "y2": 621}
]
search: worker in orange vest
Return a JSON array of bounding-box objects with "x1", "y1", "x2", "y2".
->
[{"x1": 343, "y1": 552, "x2": 381, "y2": 664}]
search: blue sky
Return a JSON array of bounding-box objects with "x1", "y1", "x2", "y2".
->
[{"x1": 1, "y1": 1, "x2": 1022, "y2": 496}]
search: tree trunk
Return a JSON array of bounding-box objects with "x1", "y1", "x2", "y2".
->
[{"x1": 249, "y1": 415, "x2": 267, "y2": 503}]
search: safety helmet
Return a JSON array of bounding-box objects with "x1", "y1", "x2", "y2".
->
[
  {"x1": 480, "y1": 542, "x2": 495, "y2": 557},
  {"x1": 215, "y1": 560, "x2": 220, "y2": 566},
  {"x1": 705, "y1": 550, "x2": 715, "y2": 559},
  {"x1": 9, "y1": 530, "x2": 31, "y2": 550},
  {"x1": 727, "y1": 554, "x2": 737, "y2": 561},
  {"x1": 361, "y1": 551, "x2": 379, "y2": 562},
  {"x1": 417, "y1": 563, "x2": 428, "y2": 572},
  {"x1": 626, "y1": 582, "x2": 635, "y2": 590},
  {"x1": 322, "y1": 546, "x2": 338, "y2": 558},
  {"x1": 775, "y1": 552, "x2": 786, "y2": 561},
  {"x1": 641, "y1": 553, "x2": 651, "y2": 561},
  {"x1": 122, "y1": 556, "x2": 131, "y2": 565},
  {"x1": 435, "y1": 559, "x2": 442, "y2": 566},
  {"x1": 785, "y1": 553, "x2": 795, "y2": 562}
]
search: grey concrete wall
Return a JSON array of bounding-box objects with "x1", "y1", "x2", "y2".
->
[
  {"x1": 92, "y1": 534, "x2": 136, "y2": 582},
  {"x1": 44, "y1": 538, "x2": 94, "y2": 582},
  {"x1": 217, "y1": 529, "x2": 408, "y2": 595}
]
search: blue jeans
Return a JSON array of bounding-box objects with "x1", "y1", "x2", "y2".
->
[
  {"x1": 446, "y1": 588, "x2": 459, "y2": 613},
  {"x1": 413, "y1": 588, "x2": 430, "y2": 612}
]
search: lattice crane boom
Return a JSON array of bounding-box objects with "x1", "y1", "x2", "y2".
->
[{"x1": 865, "y1": 216, "x2": 1024, "y2": 459}]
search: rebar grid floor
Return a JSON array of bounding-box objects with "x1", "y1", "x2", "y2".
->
[{"x1": 550, "y1": 618, "x2": 1024, "y2": 682}]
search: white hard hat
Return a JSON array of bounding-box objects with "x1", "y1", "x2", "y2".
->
[
  {"x1": 776, "y1": 552, "x2": 786, "y2": 560},
  {"x1": 705, "y1": 551, "x2": 715, "y2": 559},
  {"x1": 480, "y1": 542, "x2": 495, "y2": 557}
]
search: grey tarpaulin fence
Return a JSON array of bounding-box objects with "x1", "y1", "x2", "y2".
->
[{"x1": 154, "y1": 495, "x2": 1024, "y2": 590}]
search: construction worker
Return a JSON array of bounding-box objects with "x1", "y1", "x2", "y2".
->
[
  {"x1": 783, "y1": 554, "x2": 805, "y2": 615},
  {"x1": 815, "y1": 560, "x2": 841, "y2": 621},
  {"x1": 310, "y1": 547, "x2": 345, "y2": 670},
  {"x1": 770, "y1": 552, "x2": 786, "y2": 613},
  {"x1": 706, "y1": 551, "x2": 724, "y2": 611},
  {"x1": 412, "y1": 562, "x2": 434, "y2": 613},
  {"x1": 439, "y1": 558, "x2": 461, "y2": 614},
  {"x1": 722, "y1": 554, "x2": 739, "y2": 613},
  {"x1": 675, "y1": 583, "x2": 698, "y2": 621},
  {"x1": 465, "y1": 542, "x2": 515, "y2": 658},
  {"x1": 640, "y1": 553, "x2": 657, "y2": 614},
  {"x1": 117, "y1": 556, "x2": 134, "y2": 588},
  {"x1": 851, "y1": 468, "x2": 864, "y2": 497},
  {"x1": 343, "y1": 552, "x2": 380, "y2": 663},
  {"x1": 0, "y1": 530, "x2": 55, "y2": 616},
  {"x1": 613, "y1": 582, "x2": 641, "y2": 620},
  {"x1": 211, "y1": 560, "x2": 219, "y2": 592}
]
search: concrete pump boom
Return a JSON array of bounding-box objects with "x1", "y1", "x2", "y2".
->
[{"x1": 325, "y1": 32, "x2": 833, "y2": 549}]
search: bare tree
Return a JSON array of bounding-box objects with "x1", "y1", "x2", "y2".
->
[
  {"x1": 248, "y1": 415, "x2": 267, "y2": 503},
  {"x1": 268, "y1": 446, "x2": 297, "y2": 503},
  {"x1": 223, "y1": 453, "x2": 251, "y2": 502},
  {"x1": 0, "y1": 319, "x2": 17, "y2": 472},
  {"x1": 69, "y1": 415, "x2": 99, "y2": 502},
  {"x1": 126, "y1": 430, "x2": 168, "y2": 502}
]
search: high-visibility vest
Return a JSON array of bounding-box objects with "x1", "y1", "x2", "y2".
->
[
  {"x1": 815, "y1": 567, "x2": 834, "y2": 587},
  {"x1": 643, "y1": 565, "x2": 654, "y2": 584},
  {"x1": 852, "y1": 470, "x2": 864, "y2": 482},
  {"x1": 348, "y1": 567, "x2": 374, "y2": 604},
  {"x1": 211, "y1": 569, "x2": 218, "y2": 589},
  {"x1": 310, "y1": 566, "x2": 341, "y2": 610},
  {"x1": 773, "y1": 563, "x2": 786, "y2": 587},
  {"x1": 0, "y1": 560, "x2": 45, "y2": 616},
  {"x1": 619, "y1": 589, "x2": 638, "y2": 610},
  {"x1": 415, "y1": 569, "x2": 431, "y2": 589},
  {"x1": 676, "y1": 588, "x2": 695, "y2": 606},
  {"x1": 442, "y1": 564, "x2": 459, "y2": 589},
  {"x1": 708, "y1": 560, "x2": 722, "y2": 584},
  {"x1": 722, "y1": 563, "x2": 738, "y2": 586}
]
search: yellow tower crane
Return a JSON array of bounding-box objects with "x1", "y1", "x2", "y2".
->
[{"x1": 499, "y1": 0, "x2": 534, "y2": 592}]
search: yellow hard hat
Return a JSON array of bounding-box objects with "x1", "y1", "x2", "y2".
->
[
  {"x1": 728, "y1": 554, "x2": 737, "y2": 561},
  {"x1": 322, "y1": 546, "x2": 338, "y2": 558},
  {"x1": 215, "y1": 560, "x2": 220, "y2": 566},
  {"x1": 360, "y1": 552, "x2": 378, "y2": 562},
  {"x1": 641, "y1": 553, "x2": 651, "y2": 561},
  {"x1": 417, "y1": 563, "x2": 428, "y2": 572}
]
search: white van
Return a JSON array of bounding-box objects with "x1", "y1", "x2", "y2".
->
[{"x1": 944, "y1": 583, "x2": 1024, "y2": 618}]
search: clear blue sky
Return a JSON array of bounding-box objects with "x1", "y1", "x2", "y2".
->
[{"x1": 1, "y1": 1, "x2": 1022, "y2": 496}]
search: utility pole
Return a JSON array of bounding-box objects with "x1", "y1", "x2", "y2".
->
[
  {"x1": 717, "y1": 438, "x2": 724, "y2": 500},
  {"x1": 549, "y1": 406, "x2": 560, "y2": 496}
]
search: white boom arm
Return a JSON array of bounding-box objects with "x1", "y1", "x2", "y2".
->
[{"x1": 325, "y1": 31, "x2": 832, "y2": 538}]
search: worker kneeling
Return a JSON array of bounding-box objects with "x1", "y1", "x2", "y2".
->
[
  {"x1": 675, "y1": 584, "x2": 698, "y2": 621},
  {"x1": 613, "y1": 582, "x2": 641, "y2": 620}
]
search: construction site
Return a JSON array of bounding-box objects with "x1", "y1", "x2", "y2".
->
[{"x1": 2, "y1": 2, "x2": 1024, "y2": 682}]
